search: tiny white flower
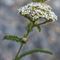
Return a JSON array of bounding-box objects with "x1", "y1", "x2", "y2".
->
[{"x1": 18, "y1": 2, "x2": 57, "y2": 22}]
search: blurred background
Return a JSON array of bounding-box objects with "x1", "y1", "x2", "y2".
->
[{"x1": 0, "y1": 0, "x2": 60, "y2": 60}]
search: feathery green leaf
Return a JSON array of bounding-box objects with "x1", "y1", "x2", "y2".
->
[
  {"x1": 18, "y1": 48, "x2": 53, "y2": 59},
  {"x1": 4, "y1": 35, "x2": 26, "y2": 43}
]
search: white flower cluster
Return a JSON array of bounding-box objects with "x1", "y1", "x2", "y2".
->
[{"x1": 18, "y1": 2, "x2": 57, "y2": 22}]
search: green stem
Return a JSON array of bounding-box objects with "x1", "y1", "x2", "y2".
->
[
  {"x1": 38, "y1": 20, "x2": 52, "y2": 26},
  {"x1": 14, "y1": 44, "x2": 23, "y2": 60},
  {"x1": 14, "y1": 22, "x2": 32, "y2": 60},
  {"x1": 14, "y1": 20, "x2": 51, "y2": 60}
]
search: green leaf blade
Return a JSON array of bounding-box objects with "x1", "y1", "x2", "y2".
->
[
  {"x1": 18, "y1": 48, "x2": 53, "y2": 59},
  {"x1": 4, "y1": 35, "x2": 26, "y2": 44},
  {"x1": 4, "y1": 35, "x2": 19, "y2": 41}
]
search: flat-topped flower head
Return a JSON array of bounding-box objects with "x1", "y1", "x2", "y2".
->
[{"x1": 18, "y1": 2, "x2": 57, "y2": 22}]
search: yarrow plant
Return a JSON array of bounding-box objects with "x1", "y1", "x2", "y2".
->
[{"x1": 4, "y1": 0, "x2": 57, "y2": 60}]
